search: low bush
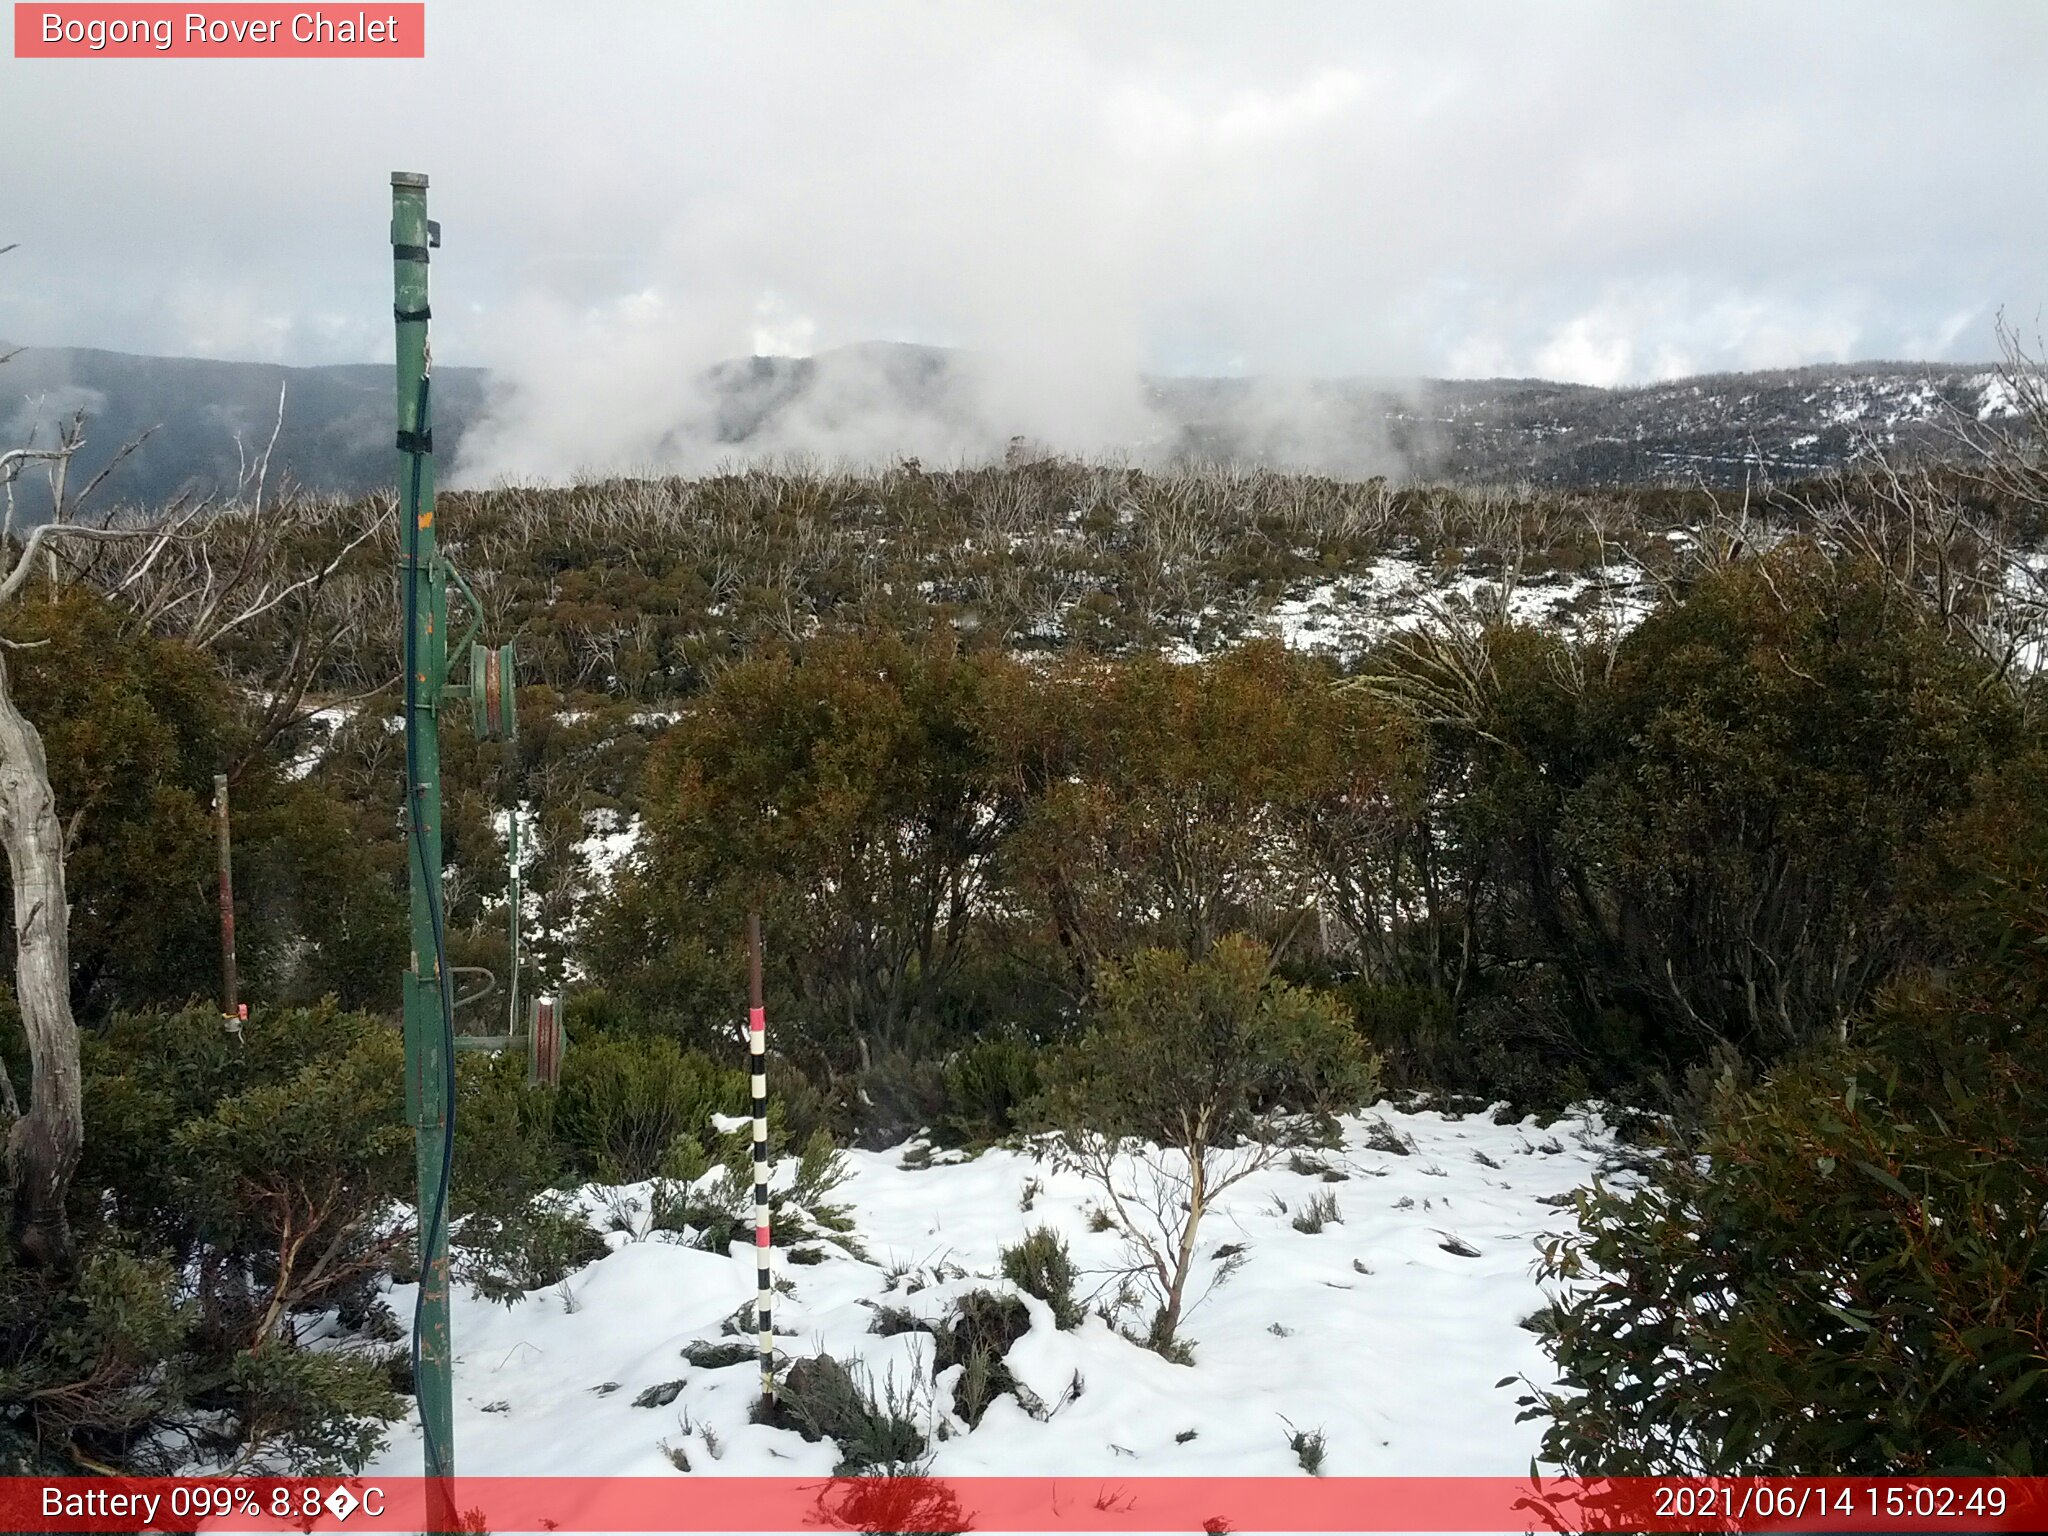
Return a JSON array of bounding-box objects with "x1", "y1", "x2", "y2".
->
[
  {"x1": 1036, "y1": 935, "x2": 1378, "y2": 1350},
  {"x1": 652, "y1": 1128, "x2": 857, "y2": 1254},
  {"x1": 934, "y1": 1289, "x2": 1033, "y2": 1426},
  {"x1": 999, "y1": 1226, "x2": 1082, "y2": 1329},
  {"x1": 1291, "y1": 1191, "x2": 1342, "y2": 1234},
  {"x1": 11, "y1": 1004, "x2": 415, "y2": 1472},
  {"x1": 0, "y1": 1244, "x2": 194, "y2": 1472},
  {"x1": 553, "y1": 1034, "x2": 746, "y2": 1181},
  {"x1": 939, "y1": 1033, "x2": 1043, "y2": 1145},
  {"x1": 457, "y1": 1194, "x2": 609, "y2": 1304},
  {"x1": 769, "y1": 1354, "x2": 930, "y2": 1474},
  {"x1": 1526, "y1": 896, "x2": 2048, "y2": 1473},
  {"x1": 1, "y1": 1002, "x2": 569, "y2": 1474}
]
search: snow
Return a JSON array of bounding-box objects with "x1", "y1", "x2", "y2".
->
[
  {"x1": 1248, "y1": 555, "x2": 1656, "y2": 662},
  {"x1": 1977, "y1": 373, "x2": 2022, "y2": 421},
  {"x1": 283, "y1": 705, "x2": 356, "y2": 781},
  {"x1": 364, "y1": 1103, "x2": 1614, "y2": 1482},
  {"x1": 576, "y1": 808, "x2": 644, "y2": 888}
]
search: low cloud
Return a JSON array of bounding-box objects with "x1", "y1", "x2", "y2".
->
[{"x1": 3, "y1": 2, "x2": 2041, "y2": 480}]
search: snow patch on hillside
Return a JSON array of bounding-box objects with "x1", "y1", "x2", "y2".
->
[
  {"x1": 1977, "y1": 373, "x2": 2022, "y2": 421},
  {"x1": 283, "y1": 705, "x2": 357, "y2": 780},
  {"x1": 1253, "y1": 555, "x2": 1656, "y2": 661},
  {"x1": 577, "y1": 808, "x2": 644, "y2": 888}
]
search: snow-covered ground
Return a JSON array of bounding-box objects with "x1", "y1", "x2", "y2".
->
[{"x1": 368, "y1": 1103, "x2": 1613, "y2": 1481}]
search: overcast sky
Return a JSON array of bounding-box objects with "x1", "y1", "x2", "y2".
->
[{"x1": 3, "y1": 2, "x2": 2042, "y2": 403}]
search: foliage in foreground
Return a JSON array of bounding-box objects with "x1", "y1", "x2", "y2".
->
[
  {"x1": 1526, "y1": 758, "x2": 2048, "y2": 1473},
  {"x1": 2, "y1": 1003, "x2": 575, "y2": 1473}
]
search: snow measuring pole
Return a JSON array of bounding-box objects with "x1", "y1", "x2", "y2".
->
[{"x1": 392, "y1": 171, "x2": 517, "y2": 1507}]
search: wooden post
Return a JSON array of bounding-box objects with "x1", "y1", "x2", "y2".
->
[
  {"x1": 748, "y1": 911, "x2": 774, "y2": 1405},
  {"x1": 212, "y1": 773, "x2": 238, "y2": 1024}
]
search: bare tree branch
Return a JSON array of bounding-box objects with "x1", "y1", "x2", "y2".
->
[{"x1": 0, "y1": 516, "x2": 192, "y2": 610}]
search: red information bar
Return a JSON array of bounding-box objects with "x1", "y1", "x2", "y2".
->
[
  {"x1": 3, "y1": 1476, "x2": 2045, "y2": 1532},
  {"x1": 13, "y1": 4, "x2": 424, "y2": 57}
]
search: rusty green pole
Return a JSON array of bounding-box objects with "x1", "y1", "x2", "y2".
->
[{"x1": 391, "y1": 169, "x2": 456, "y2": 1504}]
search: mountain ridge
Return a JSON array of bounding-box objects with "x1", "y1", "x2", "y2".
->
[{"x1": 0, "y1": 338, "x2": 2015, "y2": 515}]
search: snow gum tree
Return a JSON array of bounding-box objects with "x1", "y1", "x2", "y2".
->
[
  {"x1": 1, "y1": 340, "x2": 374, "y2": 1270},
  {"x1": 1035, "y1": 934, "x2": 1376, "y2": 1352},
  {"x1": 0, "y1": 428, "x2": 188, "y2": 1268}
]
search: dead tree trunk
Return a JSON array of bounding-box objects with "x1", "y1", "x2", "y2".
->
[{"x1": 0, "y1": 650, "x2": 80, "y2": 1270}]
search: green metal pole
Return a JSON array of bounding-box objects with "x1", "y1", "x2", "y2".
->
[{"x1": 391, "y1": 170, "x2": 456, "y2": 1500}]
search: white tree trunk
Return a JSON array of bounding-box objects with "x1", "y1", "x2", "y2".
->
[{"x1": 0, "y1": 651, "x2": 80, "y2": 1268}]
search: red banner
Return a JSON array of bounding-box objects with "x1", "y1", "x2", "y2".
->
[
  {"x1": 13, "y1": 4, "x2": 424, "y2": 57},
  {"x1": 1, "y1": 1476, "x2": 2043, "y2": 1532}
]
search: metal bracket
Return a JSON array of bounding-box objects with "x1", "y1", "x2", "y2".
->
[
  {"x1": 444, "y1": 557, "x2": 485, "y2": 659},
  {"x1": 450, "y1": 965, "x2": 497, "y2": 1011}
]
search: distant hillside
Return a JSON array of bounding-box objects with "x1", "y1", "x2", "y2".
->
[
  {"x1": 1389, "y1": 365, "x2": 2010, "y2": 484},
  {"x1": 0, "y1": 339, "x2": 2016, "y2": 514},
  {"x1": 0, "y1": 343, "x2": 488, "y2": 518}
]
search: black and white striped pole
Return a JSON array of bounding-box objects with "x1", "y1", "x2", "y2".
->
[{"x1": 747, "y1": 911, "x2": 775, "y2": 1407}]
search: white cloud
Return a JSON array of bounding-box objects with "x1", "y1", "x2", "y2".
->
[
  {"x1": 750, "y1": 296, "x2": 817, "y2": 359},
  {"x1": 1535, "y1": 315, "x2": 1637, "y2": 389}
]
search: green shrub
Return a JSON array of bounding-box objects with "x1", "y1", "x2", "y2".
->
[
  {"x1": 934, "y1": 1288, "x2": 1033, "y2": 1426},
  {"x1": 451, "y1": 1049, "x2": 569, "y2": 1216},
  {"x1": 999, "y1": 1226, "x2": 1081, "y2": 1329},
  {"x1": 0, "y1": 1245, "x2": 191, "y2": 1472},
  {"x1": 940, "y1": 1034, "x2": 1042, "y2": 1144},
  {"x1": 220, "y1": 1342, "x2": 405, "y2": 1474},
  {"x1": 131, "y1": 1008, "x2": 415, "y2": 1347},
  {"x1": 769, "y1": 1354, "x2": 930, "y2": 1475},
  {"x1": 23, "y1": 1002, "x2": 563, "y2": 1474},
  {"x1": 767, "y1": 1059, "x2": 845, "y2": 1147},
  {"x1": 456, "y1": 1194, "x2": 609, "y2": 1304},
  {"x1": 1341, "y1": 982, "x2": 1454, "y2": 1092},
  {"x1": 783, "y1": 1129, "x2": 858, "y2": 1243},
  {"x1": 652, "y1": 1127, "x2": 856, "y2": 1254},
  {"x1": 1036, "y1": 935, "x2": 1378, "y2": 1349},
  {"x1": 1526, "y1": 967, "x2": 2047, "y2": 1473},
  {"x1": 650, "y1": 1155, "x2": 749, "y2": 1253},
  {"x1": 17, "y1": 1016, "x2": 388, "y2": 1472},
  {"x1": 553, "y1": 1034, "x2": 746, "y2": 1180},
  {"x1": 562, "y1": 986, "x2": 647, "y2": 1038}
]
